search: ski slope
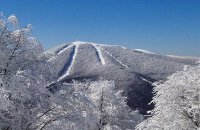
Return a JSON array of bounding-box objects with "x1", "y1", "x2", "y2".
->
[
  {"x1": 58, "y1": 44, "x2": 79, "y2": 81},
  {"x1": 91, "y1": 43, "x2": 106, "y2": 65}
]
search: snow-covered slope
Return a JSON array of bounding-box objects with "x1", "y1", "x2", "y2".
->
[
  {"x1": 134, "y1": 49, "x2": 157, "y2": 55},
  {"x1": 102, "y1": 45, "x2": 198, "y2": 79},
  {"x1": 46, "y1": 41, "x2": 198, "y2": 114}
]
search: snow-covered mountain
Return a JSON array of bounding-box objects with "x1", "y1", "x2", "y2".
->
[
  {"x1": 3, "y1": 13, "x2": 199, "y2": 129},
  {"x1": 45, "y1": 41, "x2": 198, "y2": 114}
]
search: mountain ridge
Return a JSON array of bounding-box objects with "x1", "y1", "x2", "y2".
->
[{"x1": 45, "y1": 41, "x2": 199, "y2": 114}]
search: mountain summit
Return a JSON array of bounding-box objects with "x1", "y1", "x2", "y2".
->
[{"x1": 45, "y1": 41, "x2": 198, "y2": 114}]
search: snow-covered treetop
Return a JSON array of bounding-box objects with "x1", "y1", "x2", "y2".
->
[
  {"x1": 8, "y1": 15, "x2": 18, "y2": 27},
  {"x1": 196, "y1": 60, "x2": 200, "y2": 65}
]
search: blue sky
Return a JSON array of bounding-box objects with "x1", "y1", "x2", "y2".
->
[{"x1": 1, "y1": 0, "x2": 200, "y2": 56}]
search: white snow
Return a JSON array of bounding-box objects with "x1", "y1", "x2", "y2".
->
[
  {"x1": 97, "y1": 43, "x2": 128, "y2": 49},
  {"x1": 91, "y1": 43, "x2": 106, "y2": 65},
  {"x1": 183, "y1": 65, "x2": 189, "y2": 71},
  {"x1": 58, "y1": 44, "x2": 79, "y2": 81},
  {"x1": 16, "y1": 70, "x2": 24, "y2": 76},
  {"x1": 72, "y1": 41, "x2": 89, "y2": 45},
  {"x1": 27, "y1": 37, "x2": 38, "y2": 45},
  {"x1": 57, "y1": 44, "x2": 74, "y2": 55},
  {"x1": 8, "y1": 15, "x2": 18, "y2": 26},
  {"x1": 134, "y1": 49, "x2": 157, "y2": 55},
  {"x1": 102, "y1": 49, "x2": 129, "y2": 69},
  {"x1": 72, "y1": 41, "x2": 128, "y2": 49},
  {"x1": 48, "y1": 44, "x2": 74, "y2": 62},
  {"x1": 140, "y1": 77, "x2": 153, "y2": 84},
  {"x1": 166, "y1": 55, "x2": 198, "y2": 59},
  {"x1": 69, "y1": 41, "x2": 106, "y2": 65},
  {"x1": 48, "y1": 56, "x2": 56, "y2": 62}
]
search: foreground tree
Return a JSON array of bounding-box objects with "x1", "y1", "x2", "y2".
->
[
  {"x1": 0, "y1": 13, "x2": 52, "y2": 130},
  {"x1": 137, "y1": 63, "x2": 200, "y2": 130},
  {"x1": 73, "y1": 80, "x2": 143, "y2": 130}
]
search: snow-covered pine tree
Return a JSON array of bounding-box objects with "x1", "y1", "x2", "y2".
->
[{"x1": 136, "y1": 62, "x2": 200, "y2": 130}]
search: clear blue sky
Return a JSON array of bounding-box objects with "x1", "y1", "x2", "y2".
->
[{"x1": 1, "y1": 0, "x2": 200, "y2": 56}]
